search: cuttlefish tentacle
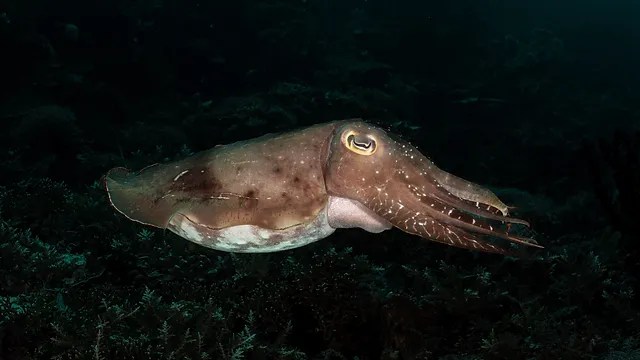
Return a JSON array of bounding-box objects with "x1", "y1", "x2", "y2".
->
[
  {"x1": 105, "y1": 119, "x2": 542, "y2": 254},
  {"x1": 397, "y1": 146, "x2": 530, "y2": 226},
  {"x1": 418, "y1": 174, "x2": 532, "y2": 227},
  {"x1": 406, "y1": 185, "x2": 538, "y2": 247},
  {"x1": 429, "y1": 167, "x2": 511, "y2": 216}
]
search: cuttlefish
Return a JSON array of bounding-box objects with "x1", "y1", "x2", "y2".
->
[{"x1": 105, "y1": 120, "x2": 542, "y2": 254}]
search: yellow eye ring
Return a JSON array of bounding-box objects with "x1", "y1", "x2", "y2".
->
[{"x1": 343, "y1": 131, "x2": 377, "y2": 155}]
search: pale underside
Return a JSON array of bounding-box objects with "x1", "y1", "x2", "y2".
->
[
  {"x1": 168, "y1": 196, "x2": 392, "y2": 253},
  {"x1": 105, "y1": 120, "x2": 541, "y2": 254}
]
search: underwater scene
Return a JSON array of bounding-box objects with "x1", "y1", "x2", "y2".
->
[{"x1": 0, "y1": 0, "x2": 639, "y2": 359}]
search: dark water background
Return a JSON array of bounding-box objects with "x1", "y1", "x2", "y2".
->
[{"x1": 0, "y1": 0, "x2": 639, "y2": 359}]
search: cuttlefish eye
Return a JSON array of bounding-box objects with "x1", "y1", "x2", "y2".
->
[{"x1": 344, "y1": 131, "x2": 377, "y2": 155}]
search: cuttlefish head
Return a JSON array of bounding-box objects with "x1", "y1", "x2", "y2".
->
[{"x1": 324, "y1": 121, "x2": 541, "y2": 254}]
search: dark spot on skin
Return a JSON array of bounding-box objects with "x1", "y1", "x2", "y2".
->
[
  {"x1": 168, "y1": 167, "x2": 222, "y2": 199},
  {"x1": 273, "y1": 166, "x2": 281, "y2": 174},
  {"x1": 239, "y1": 189, "x2": 259, "y2": 209},
  {"x1": 293, "y1": 176, "x2": 300, "y2": 183},
  {"x1": 236, "y1": 166, "x2": 243, "y2": 175}
]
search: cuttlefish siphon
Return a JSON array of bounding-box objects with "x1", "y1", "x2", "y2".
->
[{"x1": 105, "y1": 119, "x2": 542, "y2": 254}]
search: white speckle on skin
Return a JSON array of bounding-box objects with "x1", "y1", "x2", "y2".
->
[{"x1": 173, "y1": 170, "x2": 189, "y2": 181}]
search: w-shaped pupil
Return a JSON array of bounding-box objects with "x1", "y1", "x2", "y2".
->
[{"x1": 349, "y1": 134, "x2": 374, "y2": 150}]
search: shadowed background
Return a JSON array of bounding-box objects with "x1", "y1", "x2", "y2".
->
[{"x1": 0, "y1": 0, "x2": 638, "y2": 359}]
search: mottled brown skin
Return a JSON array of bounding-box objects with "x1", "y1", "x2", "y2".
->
[
  {"x1": 106, "y1": 121, "x2": 340, "y2": 231},
  {"x1": 106, "y1": 119, "x2": 542, "y2": 254},
  {"x1": 323, "y1": 122, "x2": 541, "y2": 253}
]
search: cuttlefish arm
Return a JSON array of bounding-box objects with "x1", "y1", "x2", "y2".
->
[{"x1": 105, "y1": 119, "x2": 542, "y2": 254}]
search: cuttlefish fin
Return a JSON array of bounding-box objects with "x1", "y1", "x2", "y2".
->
[{"x1": 104, "y1": 166, "x2": 180, "y2": 228}]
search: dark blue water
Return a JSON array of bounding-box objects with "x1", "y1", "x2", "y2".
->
[{"x1": 1, "y1": 1, "x2": 638, "y2": 358}]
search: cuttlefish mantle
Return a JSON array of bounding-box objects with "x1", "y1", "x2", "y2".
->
[{"x1": 105, "y1": 119, "x2": 542, "y2": 254}]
